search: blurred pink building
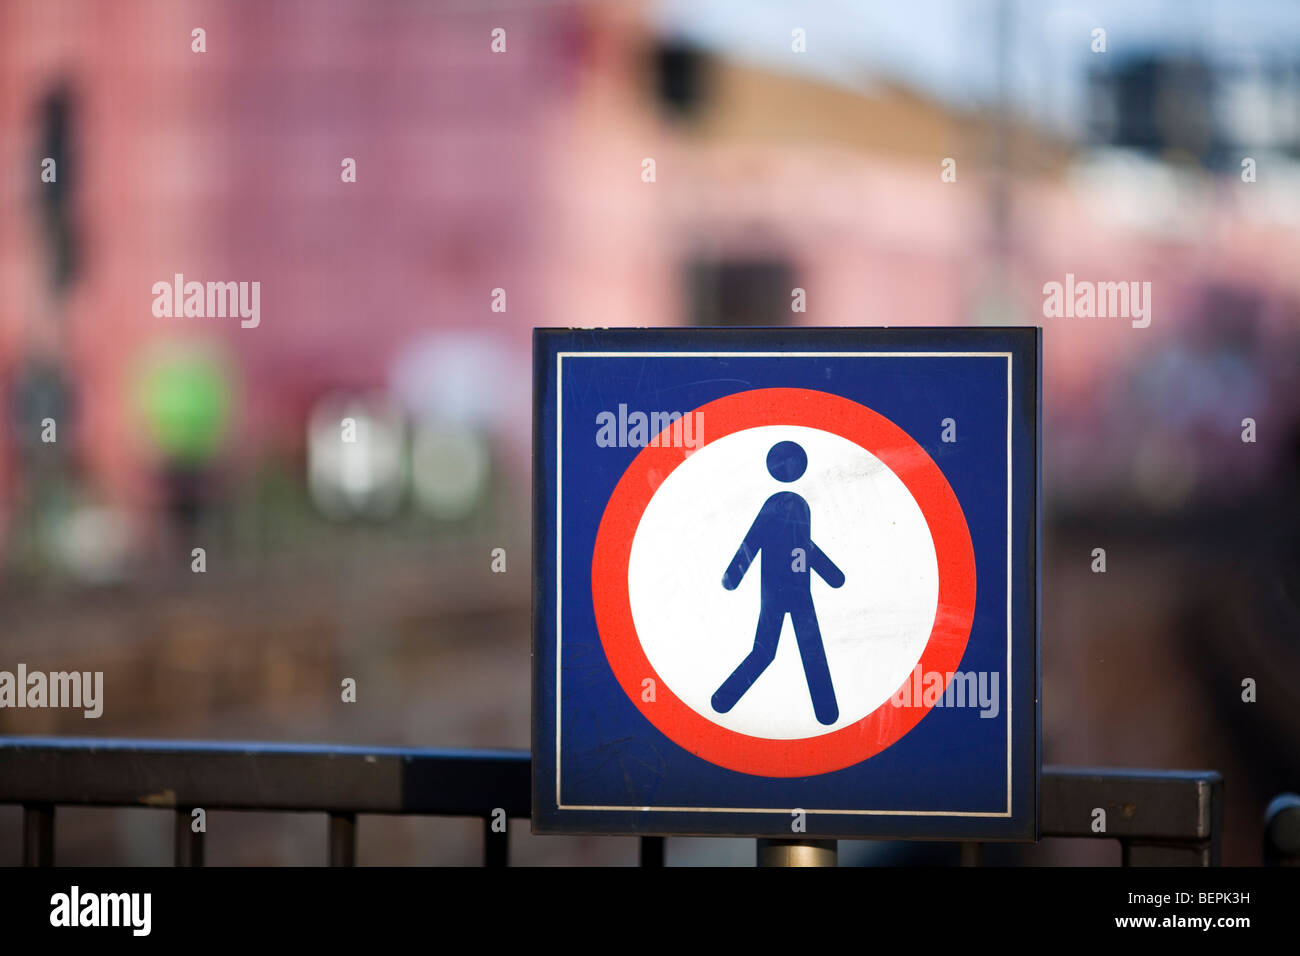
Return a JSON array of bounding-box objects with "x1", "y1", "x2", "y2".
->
[{"x1": 0, "y1": 0, "x2": 583, "y2": 542}]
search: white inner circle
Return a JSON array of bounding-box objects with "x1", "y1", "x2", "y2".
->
[{"x1": 627, "y1": 424, "x2": 939, "y2": 740}]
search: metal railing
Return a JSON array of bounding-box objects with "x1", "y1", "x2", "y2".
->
[{"x1": 0, "y1": 736, "x2": 1270, "y2": 866}]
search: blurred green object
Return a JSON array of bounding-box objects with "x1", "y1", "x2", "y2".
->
[{"x1": 135, "y1": 344, "x2": 232, "y2": 464}]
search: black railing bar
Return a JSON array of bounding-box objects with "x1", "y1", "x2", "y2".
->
[
  {"x1": 1, "y1": 739, "x2": 1223, "y2": 846},
  {"x1": 484, "y1": 818, "x2": 509, "y2": 868},
  {"x1": 174, "y1": 807, "x2": 204, "y2": 867},
  {"x1": 22, "y1": 803, "x2": 54, "y2": 867},
  {"x1": 328, "y1": 813, "x2": 357, "y2": 867},
  {"x1": 1040, "y1": 766, "x2": 1222, "y2": 842},
  {"x1": 639, "y1": 836, "x2": 665, "y2": 867},
  {"x1": 0, "y1": 737, "x2": 531, "y2": 818}
]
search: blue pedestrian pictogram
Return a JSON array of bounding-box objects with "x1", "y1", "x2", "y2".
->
[{"x1": 711, "y1": 440, "x2": 845, "y2": 725}]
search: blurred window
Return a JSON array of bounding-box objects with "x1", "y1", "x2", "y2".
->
[
  {"x1": 687, "y1": 258, "x2": 797, "y2": 327},
  {"x1": 653, "y1": 40, "x2": 711, "y2": 121}
]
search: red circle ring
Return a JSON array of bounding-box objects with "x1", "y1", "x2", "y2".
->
[{"x1": 591, "y1": 387, "x2": 977, "y2": 777}]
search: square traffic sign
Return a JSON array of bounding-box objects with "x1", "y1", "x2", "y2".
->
[{"x1": 533, "y1": 327, "x2": 1040, "y2": 840}]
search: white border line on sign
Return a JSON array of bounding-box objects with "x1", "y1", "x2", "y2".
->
[{"x1": 555, "y1": 351, "x2": 1014, "y2": 817}]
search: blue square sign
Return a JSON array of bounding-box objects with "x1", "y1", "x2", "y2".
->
[{"x1": 533, "y1": 327, "x2": 1040, "y2": 840}]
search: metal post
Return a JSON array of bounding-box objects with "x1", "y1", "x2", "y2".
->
[
  {"x1": 757, "y1": 838, "x2": 836, "y2": 867},
  {"x1": 1264, "y1": 793, "x2": 1300, "y2": 865},
  {"x1": 23, "y1": 803, "x2": 54, "y2": 867},
  {"x1": 328, "y1": 812, "x2": 356, "y2": 867},
  {"x1": 174, "y1": 808, "x2": 204, "y2": 866}
]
